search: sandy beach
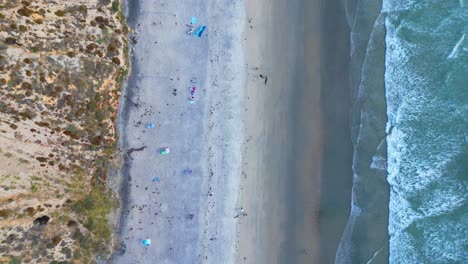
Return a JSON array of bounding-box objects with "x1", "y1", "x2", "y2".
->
[
  {"x1": 113, "y1": 0, "x2": 352, "y2": 263},
  {"x1": 113, "y1": 0, "x2": 245, "y2": 263}
]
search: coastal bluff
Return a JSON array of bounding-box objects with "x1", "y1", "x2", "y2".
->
[{"x1": 0, "y1": 0, "x2": 128, "y2": 262}]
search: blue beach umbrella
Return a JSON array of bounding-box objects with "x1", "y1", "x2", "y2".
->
[
  {"x1": 191, "y1": 17, "x2": 197, "y2": 24},
  {"x1": 146, "y1": 123, "x2": 155, "y2": 128}
]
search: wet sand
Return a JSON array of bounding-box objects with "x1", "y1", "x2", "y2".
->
[
  {"x1": 234, "y1": 0, "x2": 322, "y2": 262},
  {"x1": 319, "y1": 0, "x2": 353, "y2": 263},
  {"x1": 235, "y1": 0, "x2": 352, "y2": 263}
]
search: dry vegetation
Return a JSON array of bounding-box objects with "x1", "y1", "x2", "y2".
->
[{"x1": 0, "y1": 0, "x2": 128, "y2": 263}]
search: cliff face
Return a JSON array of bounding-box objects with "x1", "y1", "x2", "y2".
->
[{"x1": 0, "y1": 0, "x2": 128, "y2": 262}]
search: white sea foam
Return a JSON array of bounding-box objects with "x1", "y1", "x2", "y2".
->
[
  {"x1": 371, "y1": 138, "x2": 387, "y2": 170},
  {"x1": 366, "y1": 247, "x2": 384, "y2": 264},
  {"x1": 388, "y1": 190, "x2": 421, "y2": 235},
  {"x1": 382, "y1": 0, "x2": 418, "y2": 12},
  {"x1": 448, "y1": 34, "x2": 465, "y2": 59},
  {"x1": 370, "y1": 155, "x2": 386, "y2": 170},
  {"x1": 418, "y1": 217, "x2": 468, "y2": 262},
  {"x1": 385, "y1": 2, "x2": 468, "y2": 263},
  {"x1": 389, "y1": 232, "x2": 422, "y2": 263},
  {"x1": 392, "y1": 215, "x2": 468, "y2": 262},
  {"x1": 420, "y1": 189, "x2": 465, "y2": 217},
  {"x1": 335, "y1": 173, "x2": 363, "y2": 264}
]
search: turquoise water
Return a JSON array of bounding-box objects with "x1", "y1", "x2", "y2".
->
[
  {"x1": 384, "y1": 0, "x2": 468, "y2": 263},
  {"x1": 337, "y1": 0, "x2": 467, "y2": 263}
]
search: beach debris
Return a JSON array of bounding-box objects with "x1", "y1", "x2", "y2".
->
[
  {"x1": 183, "y1": 169, "x2": 193, "y2": 175},
  {"x1": 194, "y1": 25, "x2": 207, "y2": 37},
  {"x1": 160, "y1": 147, "x2": 170, "y2": 155},
  {"x1": 142, "y1": 239, "x2": 151, "y2": 246},
  {"x1": 190, "y1": 78, "x2": 197, "y2": 84},
  {"x1": 146, "y1": 123, "x2": 155, "y2": 129},
  {"x1": 152, "y1": 176, "x2": 160, "y2": 182}
]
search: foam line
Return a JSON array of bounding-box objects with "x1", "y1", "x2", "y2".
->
[
  {"x1": 448, "y1": 34, "x2": 465, "y2": 59},
  {"x1": 366, "y1": 246, "x2": 384, "y2": 264}
]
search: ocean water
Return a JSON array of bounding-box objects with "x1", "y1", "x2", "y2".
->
[
  {"x1": 384, "y1": 0, "x2": 468, "y2": 263},
  {"x1": 337, "y1": 0, "x2": 467, "y2": 263}
]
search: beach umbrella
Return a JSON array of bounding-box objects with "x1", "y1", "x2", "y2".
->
[
  {"x1": 142, "y1": 239, "x2": 151, "y2": 246},
  {"x1": 161, "y1": 147, "x2": 170, "y2": 154},
  {"x1": 152, "y1": 176, "x2": 160, "y2": 182},
  {"x1": 146, "y1": 123, "x2": 155, "y2": 128},
  {"x1": 191, "y1": 17, "x2": 197, "y2": 24}
]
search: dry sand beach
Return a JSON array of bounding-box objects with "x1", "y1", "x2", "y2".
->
[
  {"x1": 113, "y1": 0, "x2": 245, "y2": 263},
  {"x1": 113, "y1": 0, "x2": 352, "y2": 263}
]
